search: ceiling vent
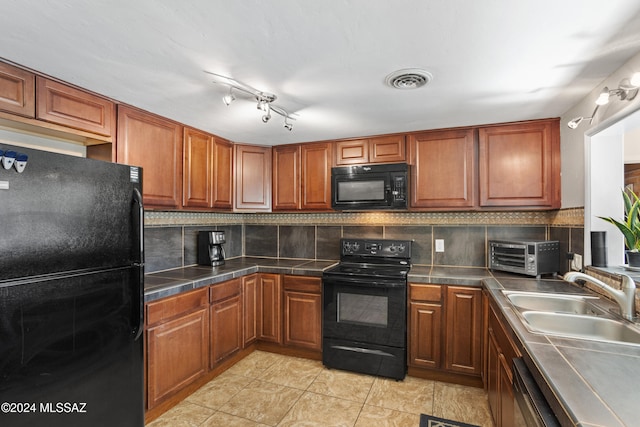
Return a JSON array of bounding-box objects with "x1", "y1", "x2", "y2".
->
[{"x1": 385, "y1": 68, "x2": 433, "y2": 90}]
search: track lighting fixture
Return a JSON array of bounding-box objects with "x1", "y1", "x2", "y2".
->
[
  {"x1": 568, "y1": 72, "x2": 640, "y2": 129},
  {"x1": 205, "y1": 71, "x2": 296, "y2": 131}
]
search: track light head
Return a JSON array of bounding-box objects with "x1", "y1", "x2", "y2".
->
[
  {"x1": 595, "y1": 87, "x2": 610, "y2": 106},
  {"x1": 284, "y1": 121, "x2": 293, "y2": 131},
  {"x1": 567, "y1": 117, "x2": 585, "y2": 129},
  {"x1": 222, "y1": 93, "x2": 235, "y2": 106},
  {"x1": 262, "y1": 112, "x2": 271, "y2": 123}
]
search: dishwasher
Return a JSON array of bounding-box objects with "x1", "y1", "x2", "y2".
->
[{"x1": 513, "y1": 358, "x2": 560, "y2": 427}]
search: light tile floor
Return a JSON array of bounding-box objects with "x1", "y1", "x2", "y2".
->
[{"x1": 146, "y1": 351, "x2": 494, "y2": 427}]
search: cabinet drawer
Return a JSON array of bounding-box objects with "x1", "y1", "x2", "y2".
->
[
  {"x1": 36, "y1": 76, "x2": 115, "y2": 137},
  {"x1": 210, "y1": 278, "x2": 241, "y2": 302},
  {"x1": 146, "y1": 287, "x2": 208, "y2": 326},
  {"x1": 283, "y1": 275, "x2": 321, "y2": 293},
  {"x1": 410, "y1": 284, "x2": 442, "y2": 302}
]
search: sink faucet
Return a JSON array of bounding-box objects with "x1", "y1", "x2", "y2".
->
[{"x1": 563, "y1": 272, "x2": 636, "y2": 321}]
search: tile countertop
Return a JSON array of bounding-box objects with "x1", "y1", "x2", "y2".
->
[
  {"x1": 485, "y1": 275, "x2": 640, "y2": 427},
  {"x1": 145, "y1": 262, "x2": 493, "y2": 303},
  {"x1": 144, "y1": 257, "x2": 338, "y2": 302}
]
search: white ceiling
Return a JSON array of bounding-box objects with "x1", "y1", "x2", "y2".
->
[{"x1": 2, "y1": 1, "x2": 640, "y2": 146}]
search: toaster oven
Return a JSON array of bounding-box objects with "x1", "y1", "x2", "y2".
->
[{"x1": 489, "y1": 240, "x2": 559, "y2": 277}]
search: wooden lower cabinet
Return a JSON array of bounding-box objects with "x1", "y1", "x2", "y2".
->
[
  {"x1": 408, "y1": 284, "x2": 482, "y2": 381},
  {"x1": 145, "y1": 288, "x2": 209, "y2": 409},
  {"x1": 409, "y1": 301, "x2": 442, "y2": 369},
  {"x1": 484, "y1": 292, "x2": 521, "y2": 427},
  {"x1": 242, "y1": 274, "x2": 259, "y2": 347},
  {"x1": 445, "y1": 286, "x2": 482, "y2": 375},
  {"x1": 259, "y1": 273, "x2": 282, "y2": 343},
  {"x1": 210, "y1": 279, "x2": 242, "y2": 367},
  {"x1": 283, "y1": 275, "x2": 322, "y2": 350}
]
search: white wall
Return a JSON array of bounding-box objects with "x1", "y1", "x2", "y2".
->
[{"x1": 561, "y1": 51, "x2": 640, "y2": 208}]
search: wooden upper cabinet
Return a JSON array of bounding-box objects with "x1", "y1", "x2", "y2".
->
[
  {"x1": 235, "y1": 144, "x2": 272, "y2": 211},
  {"x1": 273, "y1": 142, "x2": 332, "y2": 211},
  {"x1": 409, "y1": 129, "x2": 477, "y2": 209},
  {"x1": 213, "y1": 137, "x2": 234, "y2": 209},
  {"x1": 369, "y1": 135, "x2": 406, "y2": 163},
  {"x1": 335, "y1": 135, "x2": 405, "y2": 165},
  {"x1": 183, "y1": 127, "x2": 213, "y2": 208},
  {"x1": 117, "y1": 105, "x2": 183, "y2": 208},
  {"x1": 478, "y1": 119, "x2": 560, "y2": 208},
  {"x1": 301, "y1": 142, "x2": 332, "y2": 210},
  {"x1": 335, "y1": 139, "x2": 369, "y2": 165},
  {"x1": 273, "y1": 144, "x2": 301, "y2": 210},
  {"x1": 0, "y1": 61, "x2": 35, "y2": 117},
  {"x1": 36, "y1": 77, "x2": 115, "y2": 137}
]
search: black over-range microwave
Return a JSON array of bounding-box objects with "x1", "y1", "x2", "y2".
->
[{"x1": 331, "y1": 163, "x2": 408, "y2": 210}]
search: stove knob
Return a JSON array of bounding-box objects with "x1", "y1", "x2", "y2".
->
[
  {"x1": 398, "y1": 244, "x2": 405, "y2": 253},
  {"x1": 389, "y1": 244, "x2": 396, "y2": 252}
]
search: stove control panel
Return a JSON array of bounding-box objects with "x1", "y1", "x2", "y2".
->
[{"x1": 341, "y1": 239, "x2": 412, "y2": 258}]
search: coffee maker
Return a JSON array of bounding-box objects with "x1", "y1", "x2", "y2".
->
[{"x1": 198, "y1": 230, "x2": 226, "y2": 266}]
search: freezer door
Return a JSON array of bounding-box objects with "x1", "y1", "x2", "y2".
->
[
  {"x1": 0, "y1": 143, "x2": 143, "y2": 280},
  {"x1": 0, "y1": 267, "x2": 144, "y2": 427}
]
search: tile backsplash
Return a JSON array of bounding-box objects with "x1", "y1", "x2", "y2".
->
[{"x1": 144, "y1": 209, "x2": 584, "y2": 274}]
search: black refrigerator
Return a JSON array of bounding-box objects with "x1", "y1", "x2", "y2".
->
[{"x1": 0, "y1": 144, "x2": 144, "y2": 427}]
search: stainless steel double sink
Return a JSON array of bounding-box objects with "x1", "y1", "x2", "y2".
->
[{"x1": 503, "y1": 291, "x2": 640, "y2": 345}]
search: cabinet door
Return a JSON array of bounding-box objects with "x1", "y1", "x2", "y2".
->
[
  {"x1": 36, "y1": 77, "x2": 115, "y2": 137},
  {"x1": 301, "y1": 142, "x2": 332, "y2": 210},
  {"x1": 235, "y1": 144, "x2": 272, "y2": 211},
  {"x1": 0, "y1": 61, "x2": 35, "y2": 117},
  {"x1": 183, "y1": 127, "x2": 213, "y2": 208},
  {"x1": 409, "y1": 129, "x2": 476, "y2": 208},
  {"x1": 487, "y1": 330, "x2": 500, "y2": 427},
  {"x1": 284, "y1": 290, "x2": 321, "y2": 350},
  {"x1": 273, "y1": 144, "x2": 301, "y2": 210},
  {"x1": 146, "y1": 308, "x2": 209, "y2": 409},
  {"x1": 210, "y1": 294, "x2": 242, "y2": 367},
  {"x1": 478, "y1": 119, "x2": 560, "y2": 208},
  {"x1": 409, "y1": 301, "x2": 442, "y2": 369},
  {"x1": 213, "y1": 137, "x2": 234, "y2": 209},
  {"x1": 445, "y1": 286, "x2": 482, "y2": 375},
  {"x1": 117, "y1": 106, "x2": 182, "y2": 208},
  {"x1": 499, "y1": 354, "x2": 515, "y2": 427},
  {"x1": 335, "y1": 139, "x2": 369, "y2": 165},
  {"x1": 259, "y1": 273, "x2": 282, "y2": 343},
  {"x1": 369, "y1": 135, "x2": 406, "y2": 163},
  {"x1": 242, "y1": 274, "x2": 259, "y2": 347}
]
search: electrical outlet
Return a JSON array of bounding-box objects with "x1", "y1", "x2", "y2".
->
[
  {"x1": 571, "y1": 254, "x2": 583, "y2": 271},
  {"x1": 435, "y1": 239, "x2": 445, "y2": 253}
]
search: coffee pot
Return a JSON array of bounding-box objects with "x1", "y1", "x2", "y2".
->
[{"x1": 198, "y1": 231, "x2": 226, "y2": 266}]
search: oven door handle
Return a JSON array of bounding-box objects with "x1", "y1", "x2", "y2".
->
[{"x1": 322, "y1": 277, "x2": 406, "y2": 288}]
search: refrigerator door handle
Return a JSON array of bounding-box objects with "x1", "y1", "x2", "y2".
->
[
  {"x1": 133, "y1": 188, "x2": 144, "y2": 264},
  {"x1": 132, "y1": 188, "x2": 144, "y2": 341}
]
